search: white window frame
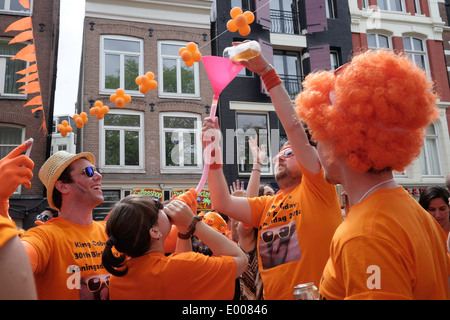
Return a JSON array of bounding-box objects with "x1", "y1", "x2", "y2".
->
[
  {"x1": 0, "y1": 124, "x2": 25, "y2": 195},
  {"x1": 377, "y1": 0, "x2": 405, "y2": 12},
  {"x1": 99, "y1": 109, "x2": 145, "y2": 173},
  {"x1": 157, "y1": 41, "x2": 200, "y2": 99},
  {"x1": 0, "y1": 0, "x2": 32, "y2": 14},
  {"x1": 367, "y1": 33, "x2": 392, "y2": 49},
  {"x1": 330, "y1": 50, "x2": 340, "y2": 71},
  {"x1": 159, "y1": 112, "x2": 203, "y2": 174},
  {"x1": 235, "y1": 111, "x2": 273, "y2": 177},
  {"x1": 99, "y1": 35, "x2": 144, "y2": 95},
  {"x1": 402, "y1": 35, "x2": 430, "y2": 76},
  {"x1": 0, "y1": 39, "x2": 28, "y2": 98},
  {"x1": 420, "y1": 122, "x2": 443, "y2": 177},
  {"x1": 413, "y1": 0, "x2": 421, "y2": 15}
]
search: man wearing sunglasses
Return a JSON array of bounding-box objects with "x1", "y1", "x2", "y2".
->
[
  {"x1": 21, "y1": 151, "x2": 110, "y2": 300},
  {"x1": 202, "y1": 46, "x2": 342, "y2": 300}
]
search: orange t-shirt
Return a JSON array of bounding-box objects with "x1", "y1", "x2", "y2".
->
[
  {"x1": 320, "y1": 187, "x2": 450, "y2": 300},
  {"x1": 247, "y1": 165, "x2": 342, "y2": 300},
  {"x1": 0, "y1": 215, "x2": 18, "y2": 248},
  {"x1": 21, "y1": 217, "x2": 110, "y2": 300},
  {"x1": 110, "y1": 251, "x2": 236, "y2": 300}
]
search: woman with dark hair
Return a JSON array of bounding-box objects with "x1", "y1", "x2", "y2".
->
[
  {"x1": 419, "y1": 186, "x2": 450, "y2": 242},
  {"x1": 102, "y1": 193, "x2": 247, "y2": 300}
]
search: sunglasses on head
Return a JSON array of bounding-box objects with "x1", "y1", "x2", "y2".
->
[
  {"x1": 83, "y1": 166, "x2": 100, "y2": 178},
  {"x1": 272, "y1": 147, "x2": 294, "y2": 164}
]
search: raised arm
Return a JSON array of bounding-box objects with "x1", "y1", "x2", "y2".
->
[
  {"x1": 202, "y1": 116, "x2": 253, "y2": 226},
  {"x1": 240, "y1": 53, "x2": 321, "y2": 174}
]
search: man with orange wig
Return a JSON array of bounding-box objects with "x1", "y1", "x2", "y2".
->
[{"x1": 296, "y1": 49, "x2": 450, "y2": 299}]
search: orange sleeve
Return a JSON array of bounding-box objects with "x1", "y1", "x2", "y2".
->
[
  {"x1": 246, "y1": 196, "x2": 268, "y2": 228},
  {"x1": 0, "y1": 215, "x2": 18, "y2": 248}
]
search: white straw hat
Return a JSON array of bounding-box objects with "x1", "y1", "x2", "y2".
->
[{"x1": 38, "y1": 151, "x2": 95, "y2": 209}]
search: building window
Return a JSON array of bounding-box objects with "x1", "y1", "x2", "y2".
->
[
  {"x1": 100, "y1": 35, "x2": 143, "y2": 94},
  {"x1": 0, "y1": 0, "x2": 30, "y2": 13},
  {"x1": 100, "y1": 110, "x2": 144, "y2": 170},
  {"x1": 326, "y1": 0, "x2": 337, "y2": 19},
  {"x1": 158, "y1": 41, "x2": 200, "y2": 99},
  {"x1": 367, "y1": 33, "x2": 390, "y2": 49},
  {"x1": 160, "y1": 112, "x2": 202, "y2": 172},
  {"x1": 377, "y1": 0, "x2": 403, "y2": 12},
  {"x1": 330, "y1": 50, "x2": 340, "y2": 71},
  {"x1": 270, "y1": 0, "x2": 301, "y2": 34},
  {"x1": 361, "y1": 0, "x2": 369, "y2": 9},
  {"x1": 0, "y1": 125, "x2": 24, "y2": 194},
  {"x1": 420, "y1": 123, "x2": 443, "y2": 177},
  {"x1": 413, "y1": 0, "x2": 421, "y2": 14},
  {"x1": 0, "y1": 41, "x2": 27, "y2": 97},
  {"x1": 273, "y1": 50, "x2": 303, "y2": 100},
  {"x1": 402, "y1": 36, "x2": 427, "y2": 71},
  {"x1": 236, "y1": 112, "x2": 271, "y2": 175}
]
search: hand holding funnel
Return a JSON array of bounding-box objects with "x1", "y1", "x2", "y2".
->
[{"x1": 196, "y1": 56, "x2": 245, "y2": 193}]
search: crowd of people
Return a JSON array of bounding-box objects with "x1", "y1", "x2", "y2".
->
[{"x1": 0, "y1": 47, "x2": 449, "y2": 300}]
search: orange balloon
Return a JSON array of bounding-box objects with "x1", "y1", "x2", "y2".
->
[
  {"x1": 239, "y1": 24, "x2": 251, "y2": 36},
  {"x1": 148, "y1": 80, "x2": 158, "y2": 90},
  {"x1": 230, "y1": 6, "x2": 243, "y2": 19},
  {"x1": 110, "y1": 94, "x2": 117, "y2": 102},
  {"x1": 181, "y1": 50, "x2": 192, "y2": 62},
  {"x1": 101, "y1": 105, "x2": 109, "y2": 114},
  {"x1": 186, "y1": 42, "x2": 197, "y2": 53},
  {"x1": 116, "y1": 88, "x2": 125, "y2": 96},
  {"x1": 235, "y1": 14, "x2": 247, "y2": 28},
  {"x1": 178, "y1": 47, "x2": 187, "y2": 55},
  {"x1": 146, "y1": 72, "x2": 155, "y2": 80},
  {"x1": 244, "y1": 11, "x2": 255, "y2": 24},
  {"x1": 116, "y1": 97, "x2": 125, "y2": 108},
  {"x1": 227, "y1": 19, "x2": 238, "y2": 32},
  {"x1": 192, "y1": 51, "x2": 202, "y2": 63},
  {"x1": 185, "y1": 60, "x2": 194, "y2": 67}
]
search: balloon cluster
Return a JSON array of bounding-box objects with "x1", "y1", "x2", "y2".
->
[
  {"x1": 73, "y1": 112, "x2": 88, "y2": 129},
  {"x1": 57, "y1": 120, "x2": 73, "y2": 137},
  {"x1": 179, "y1": 42, "x2": 202, "y2": 67},
  {"x1": 110, "y1": 88, "x2": 131, "y2": 109},
  {"x1": 89, "y1": 100, "x2": 110, "y2": 120},
  {"x1": 227, "y1": 7, "x2": 254, "y2": 37},
  {"x1": 136, "y1": 72, "x2": 158, "y2": 94}
]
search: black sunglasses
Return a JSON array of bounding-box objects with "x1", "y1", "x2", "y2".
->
[{"x1": 83, "y1": 166, "x2": 100, "y2": 178}]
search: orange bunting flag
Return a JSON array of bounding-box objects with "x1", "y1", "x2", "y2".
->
[
  {"x1": 23, "y1": 95, "x2": 42, "y2": 107},
  {"x1": 31, "y1": 106, "x2": 43, "y2": 114},
  {"x1": 19, "y1": 80, "x2": 40, "y2": 94},
  {"x1": 9, "y1": 30, "x2": 34, "y2": 44},
  {"x1": 17, "y1": 72, "x2": 38, "y2": 83},
  {"x1": 19, "y1": 0, "x2": 30, "y2": 10},
  {"x1": 5, "y1": 16, "x2": 32, "y2": 32},
  {"x1": 11, "y1": 44, "x2": 35, "y2": 62},
  {"x1": 16, "y1": 63, "x2": 37, "y2": 75}
]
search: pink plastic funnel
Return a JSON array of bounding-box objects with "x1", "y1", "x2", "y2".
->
[
  {"x1": 201, "y1": 56, "x2": 245, "y2": 98},
  {"x1": 196, "y1": 56, "x2": 245, "y2": 193}
]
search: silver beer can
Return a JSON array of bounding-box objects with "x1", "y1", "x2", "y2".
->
[{"x1": 293, "y1": 282, "x2": 320, "y2": 300}]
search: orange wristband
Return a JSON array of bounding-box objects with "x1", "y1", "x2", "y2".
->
[{"x1": 261, "y1": 68, "x2": 282, "y2": 92}]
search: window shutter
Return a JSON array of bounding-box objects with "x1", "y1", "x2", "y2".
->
[
  {"x1": 305, "y1": 0, "x2": 327, "y2": 33},
  {"x1": 255, "y1": 0, "x2": 271, "y2": 29},
  {"x1": 309, "y1": 45, "x2": 331, "y2": 72},
  {"x1": 259, "y1": 38, "x2": 273, "y2": 94}
]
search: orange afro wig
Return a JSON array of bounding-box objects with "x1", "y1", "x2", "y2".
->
[{"x1": 295, "y1": 49, "x2": 439, "y2": 173}]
